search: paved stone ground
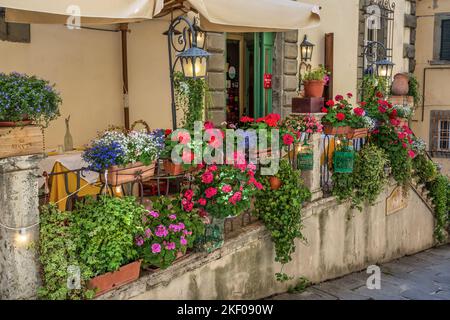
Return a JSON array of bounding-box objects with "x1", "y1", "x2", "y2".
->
[{"x1": 271, "y1": 245, "x2": 450, "y2": 300}]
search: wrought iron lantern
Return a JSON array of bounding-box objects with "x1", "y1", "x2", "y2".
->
[
  {"x1": 300, "y1": 35, "x2": 314, "y2": 62},
  {"x1": 188, "y1": 21, "x2": 207, "y2": 50},
  {"x1": 297, "y1": 143, "x2": 314, "y2": 171},
  {"x1": 375, "y1": 58, "x2": 395, "y2": 79},
  {"x1": 177, "y1": 46, "x2": 210, "y2": 78},
  {"x1": 166, "y1": 15, "x2": 211, "y2": 129}
]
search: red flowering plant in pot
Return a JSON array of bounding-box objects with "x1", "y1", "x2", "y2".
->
[
  {"x1": 237, "y1": 113, "x2": 282, "y2": 158},
  {"x1": 321, "y1": 93, "x2": 373, "y2": 139},
  {"x1": 135, "y1": 196, "x2": 205, "y2": 269},
  {"x1": 189, "y1": 155, "x2": 264, "y2": 252}
]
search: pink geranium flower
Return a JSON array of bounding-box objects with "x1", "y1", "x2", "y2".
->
[
  {"x1": 222, "y1": 185, "x2": 232, "y2": 193},
  {"x1": 202, "y1": 171, "x2": 214, "y2": 184},
  {"x1": 205, "y1": 187, "x2": 218, "y2": 199},
  {"x1": 151, "y1": 243, "x2": 161, "y2": 254}
]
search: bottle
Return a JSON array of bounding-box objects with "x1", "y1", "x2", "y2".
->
[{"x1": 64, "y1": 116, "x2": 74, "y2": 152}]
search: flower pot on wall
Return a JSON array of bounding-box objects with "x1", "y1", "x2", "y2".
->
[
  {"x1": 101, "y1": 161, "x2": 156, "y2": 186},
  {"x1": 269, "y1": 176, "x2": 283, "y2": 190},
  {"x1": 0, "y1": 125, "x2": 43, "y2": 159},
  {"x1": 303, "y1": 80, "x2": 325, "y2": 98},
  {"x1": 163, "y1": 159, "x2": 184, "y2": 176},
  {"x1": 88, "y1": 260, "x2": 141, "y2": 297},
  {"x1": 391, "y1": 73, "x2": 409, "y2": 96}
]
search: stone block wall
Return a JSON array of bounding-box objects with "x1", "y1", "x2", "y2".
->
[{"x1": 206, "y1": 32, "x2": 227, "y2": 125}]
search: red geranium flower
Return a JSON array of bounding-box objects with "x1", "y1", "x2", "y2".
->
[
  {"x1": 378, "y1": 106, "x2": 386, "y2": 113},
  {"x1": 360, "y1": 101, "x2": 367, "y2": 107},
  {"x1": 282, "y1": 134, "x2": 294, "y2": 146},
  {"x1": 326, "y1": 99, "x2": 335, "y2": 107},
  {"x1": 336, "y1": 113, "x2": 346, "y2": 121},
  {"x1": 347, "y1": 92, "x2": 353, "y2": 98},
  {"x1": 321, "y1": 107, "x2": 329, "y2": 113},
  {"x1": 335, "y1": 95, "x2": 344, "y2": 102},
  {"x1": 390, "y1": 109, "x2": 398, "y2": 118},
  {"x1": 240, "y1": 116, "x2": 254, "y2": 123},
  {"x1": 353, "y1": 107, "x2": 365, "y2": 116},
  {"x1": 376, "y1": 91, "x2": 384, "y2": 98},
  {"x1": 165, "y1": 129, "x2": 172, "y2": 136}
]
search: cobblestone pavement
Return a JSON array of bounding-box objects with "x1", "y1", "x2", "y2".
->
[{"x1": 271, "y1": 245, "x2": 450, "y2": 300}]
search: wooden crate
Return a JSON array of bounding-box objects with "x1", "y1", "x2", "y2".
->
[{"x1": 0, "y1": 126, "x2": 44, "y2": 159}]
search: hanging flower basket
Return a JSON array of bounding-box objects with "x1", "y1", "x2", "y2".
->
[
  {"x1": 101, "y1": 161, "x2": 156, "y2": 186},
  {"x1": 333, "y1": 150, "x2": 355, "y2": 173},
  {"x1": 323, "y1": 123, "x2": 368, "y2": 139},
  {"x1": 88, "y1": 260, "x2": 141, "y2": 297}
]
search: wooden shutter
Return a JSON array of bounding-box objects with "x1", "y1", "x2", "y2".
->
[
  {"x1": 441, "y1": 19, "x2": 450, "y2": 61},
  {"x1": 324, "y1": 33, "x2": 334, "y2": 101}
]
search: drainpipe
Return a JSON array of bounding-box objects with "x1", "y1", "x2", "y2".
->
[
  {"x1": 120, "y1": 23, "x2": 130, "y2": 130},
  {"x1": 421, "y1": 66, "x2": 450, "y2": 121}
]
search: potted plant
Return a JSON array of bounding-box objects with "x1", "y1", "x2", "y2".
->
[
  {"x1": 238, "y1": 113, "x2": 282, "y2": 158},
  {"x1": 83, "y1": 129, "x2": 164, "y2": 185},
  {"x1": 302, "y1": 66, "x2": 329, "y2": 98},
  {"x1": 135, "y1": 196, "x2": 205, "y2": 269},
  {"x1": 192, "y1": 159, "x2": 263, "y2": 252},
  {"x1": 0, "y1": 72, "x2": 61, "y2": 159},
  {"x1": 321, "y1": 93, "x2": 373, "y2": 139},
  {"x1": 72, "y1": 196, "x2": 145, "y2": 297}
]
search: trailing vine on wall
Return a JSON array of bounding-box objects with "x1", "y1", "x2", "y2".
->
[
  {"x1": 173, "y1": 71, "x2": 207, "y2": 130},
  {"x1": 253, "y1": 159, "x2": 311, "y2": 281},
  {"x1": 428, "y1": 174, "x2": 450, "y2": 243},
  {"x1": 332, "y1": 144, "x2": 388, "y2": 211}
]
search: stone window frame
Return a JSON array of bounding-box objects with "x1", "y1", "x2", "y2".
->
[
  {"x1": 429, "y1": 110, "x2": 450, "y2": 158},
  {"x1": 0, "y1": 7, "x2": 30, "y2": 43},
  {"x1": 432, "y1": 13, "x2": 450, "y2": 65}
]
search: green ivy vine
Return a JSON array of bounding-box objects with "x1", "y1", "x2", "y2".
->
[
  {"x1": 173, "y1": 71, "x2": 207, "y2": 130},
  {"x1": 428, "y1": 174, "x2": 450, "y2": 243},
  {"x1": 408, "y1": 73, "x2": 422, "y2": 107},
  {"x1": 253, "y1": 159, "x2": 311, "y2": 281},
  {"x1": 332, "y1": 144, "x2": 388, "y2": 211}
]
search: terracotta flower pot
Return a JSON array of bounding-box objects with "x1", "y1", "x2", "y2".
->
[
  {"x1": 88, "y1": 261, "x2": 141, "y2": 297},
  {"x1": 391, "y1": 73, "x2": 409, "y2": 96},
  {"x1": 101, "y1": 161, "x2": 156, "y2": 186},
  {"x1": 323, "y1": 124, "x2": 368, "y2": 139},
  {"x1": 269, "y1": 176, "x2": 282, "y2": 190},
  {"x1": 163, "y1": 159, "x2": 184, "y2": 176},
  {"x1": 304, "y1": 80, "x2": 325, "y2": 98}
]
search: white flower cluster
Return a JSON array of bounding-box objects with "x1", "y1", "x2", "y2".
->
[
  {"x1": 96, "y1": 129, "x2": 163, "y2": 165},
  {"x1": 392, "y1": 104, "x2": 414, "y2": 118},
  {"x1": 363, "y1": 116, "x2": 376, "y2": 130},
  {"x1": 412, "y1": 137, "x2": 427, "y2": 153}
]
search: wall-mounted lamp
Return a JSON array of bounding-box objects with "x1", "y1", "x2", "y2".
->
[{"x1": 300, "y1": 35, "x2": 315, "y2": 62}]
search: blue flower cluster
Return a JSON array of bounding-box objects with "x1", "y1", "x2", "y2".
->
[{"x1": 82, "y1": 141, "x2": 125, "y2": 172}]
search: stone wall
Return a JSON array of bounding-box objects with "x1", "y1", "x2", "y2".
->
[
  {"x1": 101, "y1": 180, "x2": 437, "y2": 300},
  {"x1": 206, "y1": 32, "x2": 227, "y2": 125}
]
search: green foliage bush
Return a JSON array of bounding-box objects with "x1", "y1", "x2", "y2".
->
[
  {"x1": 428, "y1": 174, "x2": 450, "y2": 243},
  {"x1": 72, "y1": 196, "x2": 145, "y2": 276},
  {"x1": 413, "y1": 154, "x2": 438, "y2": 183},
  {"x1": 332, "y1": 144, "x2": 388, "y2": 211},
  {"x1": 254, "y1": 159, "x2": 311, "y2": 280},
  {"x1": 38, "y1": 205, "x2": 94, "y2": 300}
]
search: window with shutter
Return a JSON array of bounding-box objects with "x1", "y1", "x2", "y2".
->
[
  {"x1": 441, "y1": 19, "x2": 450, "y2": 61},
  {"x1": 0, "y1": 7, "x2": 30, "y2": 43}
]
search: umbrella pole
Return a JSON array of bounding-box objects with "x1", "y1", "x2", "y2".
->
[{"x1": 120, "y1": 23, "x2": 130, "y2": 130}]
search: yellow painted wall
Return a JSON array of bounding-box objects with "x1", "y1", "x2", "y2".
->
[
  {"x1": 0, "y1": 20, "x2": 174, "y2": 150},
  {"x1": 0, "y1": 24, "x2": 124, "y2": 150},
  {"x1": 298, "y1": 0, "x2": 409, "y2": 101},
  {"x1": 413, "y1": 0, "x2": 450, "y2": 136}
]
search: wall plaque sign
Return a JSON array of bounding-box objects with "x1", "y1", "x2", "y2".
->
[{"x1": 386, "y1": 186, "x2": 408, "y2": 215}]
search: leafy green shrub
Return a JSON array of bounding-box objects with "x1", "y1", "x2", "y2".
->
[
  {"x1": 332, "y1": 144, "x2": 388, "y2": 211},
  {"x1": 253, "y1": 159, "x2": 311, "y2": 280},
  {"x1": 413, "y1": 154, "x2": 438, "y2": 183},
  {"x1": 352, "y1": 144, "x2": 388, "y2": 210},
  {"x1": 38, "y1": 205, "x2": 94, "y2": 300},
  {"x1": 72, "y1": 196, "x2": 145, "y2": 276},
  {"x1": 428, "y1": 174, "x2": 450, "y2": 243}
]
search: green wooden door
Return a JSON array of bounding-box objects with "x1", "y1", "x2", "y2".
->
[{"x1": 254, "y1": 32, "x2": 274, "y2": 118}]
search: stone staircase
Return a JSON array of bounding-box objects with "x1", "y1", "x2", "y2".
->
[{"x1": 410, "y1": 175, "x2": 435, "y2": 213}]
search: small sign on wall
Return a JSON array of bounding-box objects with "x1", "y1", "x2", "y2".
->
[
  {"x1": 263, "y1": 73, "x2": 272, "y2": 89},
  {"x1": 386, "y1": 186, "x2": 408, "y2": 215}
]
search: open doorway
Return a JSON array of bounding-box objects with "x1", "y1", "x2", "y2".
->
[{"x1": 226, "y1": 33, "x2": 275, "y2": 124}]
